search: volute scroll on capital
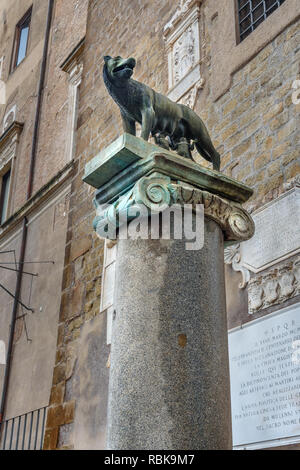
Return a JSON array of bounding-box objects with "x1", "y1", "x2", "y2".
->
[{"x1": 93, "y1": 173, "x2": 255, "y2": 243}]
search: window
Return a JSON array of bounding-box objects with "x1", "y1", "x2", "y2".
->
[
  {"x1": 237, "y1": 0, "x2": 286, "y2": 42},
  {"x1": 0, "y1": 168, "x2": 11, "y2": 224},
  {"x1": 11, "y1": 7, "x2": 32, "y2": 72}
]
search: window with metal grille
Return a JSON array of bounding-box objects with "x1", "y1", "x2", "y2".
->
[{"x1": 237, "y1": 0, "x2": 286, "y2": 42}]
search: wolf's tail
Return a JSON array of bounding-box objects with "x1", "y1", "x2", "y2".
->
[{"x1": 194, "y1": 140, "x2": 220, "y2": 171}]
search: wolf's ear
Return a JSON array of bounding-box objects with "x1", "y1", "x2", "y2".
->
[{"x1": 104, "y1": 56, "x2": 112, "y2": 63}]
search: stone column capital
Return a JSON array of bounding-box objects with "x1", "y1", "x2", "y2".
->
[
  {"x1": 84, "y1": 134, "x2": 255, "y2": 243},
  {"x1": 93, "y1": 172, "x2": 254, "y2": 243}
]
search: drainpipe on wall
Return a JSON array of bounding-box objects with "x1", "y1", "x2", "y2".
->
[{"x1": 0, "y1": 0, "x2": 55, "y2": 437}]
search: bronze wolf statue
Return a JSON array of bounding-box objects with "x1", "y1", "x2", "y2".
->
[{"x1": 103, "y1": 55, "x2": 221, "y2": 171}]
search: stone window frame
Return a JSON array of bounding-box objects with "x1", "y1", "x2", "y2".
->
[
  {"x1": 0, "y1": 166, "x2": 11, "y2": 225},
  {"x1": 60, "y1": 38, "x2": 85, "y2": 163},
  {"x1": 209, "y1": 0, "x2": 299, "y2": 101},
  {"x1": 0, "y1": 121, "x2": 23, "y2": 224},
  {"x1": 10, "y1": 6, "x2": 33, "y2": 74}
]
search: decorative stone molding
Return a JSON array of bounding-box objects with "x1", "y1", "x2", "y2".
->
[
  {"x1": 0, "y1": 160, "x2": 74, "y2": 237},
  {"x1": 3, "y1": 105, "x2": 16, "y2": 133},
  {"x1": 164, "y1": 1, "x2": 204, "y2": 103},
  {"x1": 248, "y1": 256, "x2": 300, "y2": 314},
  {"x1": 224, "y1": 243, "x2": 250, "y2": 289},
  {"x1": 0, "y1": 57, "x2": 5, "y2": 106},
  {"x1": 225, "y1": 178, "x2": 300, "y2": 288},
  {"x1": 93, "y1": 173, "x2": 255, "y2": 243},
  {"x1": 179, "y1": 78, "x2": 205, "y2": 109},
  {"x1": 0, "y1": 121, "x2": 23, "y2": 223},
  {"x1": 169, "y1": 181, "x2": 255, "y2": 242},
  {"x1": 164, "y1": 0, "x2": 202, "y2": 35},
  {"x1": 0, "y1": 121, "x2": 23, "y2": 173},
  {"x1": 61, "y1": 38, "x2": 85, "y2": 162}
]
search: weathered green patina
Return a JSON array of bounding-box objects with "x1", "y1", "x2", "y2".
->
[
  {"x1": 83, "y1": 133, "x2": 253, "y2": 204},
  {"x1": 83, "y1": 133, "x2": 255, "y2": 243},
  {"x1": 103, "y1": 55, "x2": 221, "y2": 170}
]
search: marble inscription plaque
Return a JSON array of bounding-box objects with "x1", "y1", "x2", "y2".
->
[
  {"x1": 229, "y1": 303, "x2": 300, "y2": 449},
  {"x1": 240, "y1": 187, "x2": 300, "y2": 272}
]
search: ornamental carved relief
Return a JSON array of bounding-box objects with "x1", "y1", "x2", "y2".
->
[
  {"x1": 164, "y1": 1, "x2": 203, "y2": 103},
  {"x1": 179, "y1": 78, "x2": 205, "y2": 110},
  {"x1": 248, "y1": 278, "x2": 264, "y2": 313},
  {"x1": 224, "y1": 243, "x2": 250, "y2": 289},
  {"x1": 93, "y1": 173, "x2": 255, "y2": 244},
  {"x1": 164, "y1": 0, "x2": 202, "y2": 35},
  {"x1": 224, "y1": 176, "x2": 300, "y2": 290},
  {"x1": 248, "y1": 256, "x2": 300, "y2": 315},
  {"x1": 173, "y1": 26, "x2": 196, "y2": 85}
]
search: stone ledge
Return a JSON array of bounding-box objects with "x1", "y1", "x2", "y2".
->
[
  {"x1": 0, "y1": 160, "x2": 75, "y2": 240},
  {"x1": 84, "y1": 134, "x2": 253, "y2": 205}
]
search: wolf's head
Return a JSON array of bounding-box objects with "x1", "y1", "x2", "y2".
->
[{"x1": 103, "y1": 55, "x2": 136, "y2": 83}]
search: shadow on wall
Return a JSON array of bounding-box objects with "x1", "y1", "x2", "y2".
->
[{"x1": 63, "y1": 313, "x2": 110, "y2": 450}]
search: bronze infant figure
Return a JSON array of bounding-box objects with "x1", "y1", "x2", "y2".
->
[{"x1": 103, "y1": 55, "x2": 221, "y2": 171}]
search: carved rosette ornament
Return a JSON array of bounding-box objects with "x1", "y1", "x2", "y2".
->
[{"x1": 93, "y1": 173, "x2": 255, "y2": 243}]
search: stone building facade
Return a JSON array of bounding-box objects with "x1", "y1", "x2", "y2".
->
[
  {"x1": 0, "y1": 0, "x2": 88, "y2": 449},
  {"x1": 0, "y1": 0, "x2": 299, "y2": 451}
]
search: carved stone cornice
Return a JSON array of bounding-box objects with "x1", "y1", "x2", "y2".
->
[
  {"x1": 0, "y1": 121, "x2": 23, "y2": 151},
  {"x1": 163, "y1": 0, "x2": 202, "y2": 37},
  {"x1": 0, "y1": 121, "x2": 23, "y2": 173},
  {"x1": 60, "y1": 37, "x2": 85, "y2": 75},
  {"x1": 93, "y1": 173, "x2": 255, "y2": 243}
]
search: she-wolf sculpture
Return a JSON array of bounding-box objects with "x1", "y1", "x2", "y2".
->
[{"x1": 103, "y1": 55, "x2": 221, "y2": 171}]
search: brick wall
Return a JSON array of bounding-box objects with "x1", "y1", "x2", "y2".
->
[
  {"x1": 199, "y1": 10, "x2": 299, "y2": 210},
  {"x1": 33, "y1": 0, "x2": 88, "y2": 195}
]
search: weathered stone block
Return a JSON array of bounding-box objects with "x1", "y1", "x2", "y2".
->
[{"x1": 43, "y1": 427, "x2": 59, "y2": 451}]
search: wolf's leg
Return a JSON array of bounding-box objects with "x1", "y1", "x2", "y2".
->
[
  {"x1": 121, "y1": 113, "x2": 136, "y2": 136},
  {"x1": 141, "y1": 107, "x2": 155, "y2": 141}
]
